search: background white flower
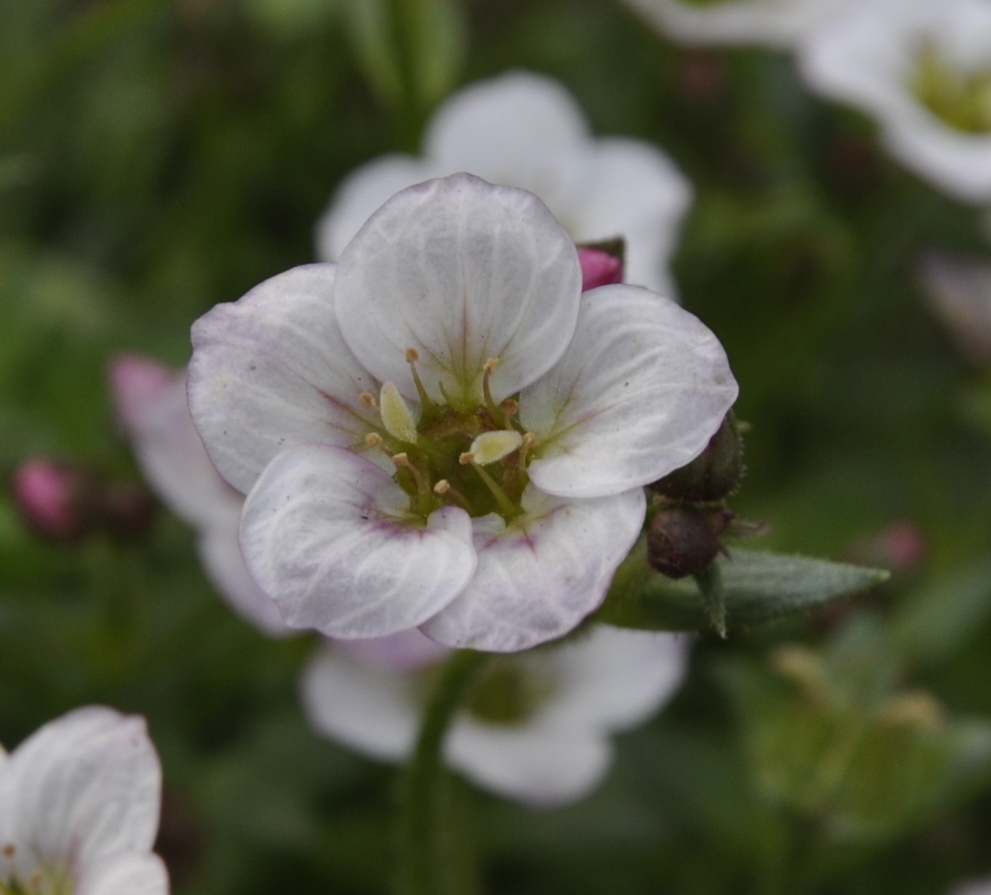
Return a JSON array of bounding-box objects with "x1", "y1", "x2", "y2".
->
[
  {"x1": 301, "y1": 625, "x2": 689, "y2": 807},
  {"x1": 189, "y1": 174, "x2": 738, "y2": 652},
  {"x1": 620, "y1": 0, "x2": 856, "y2": 49},
  {"x1": 315, "y1": 70, "x2": 692, "y2": 296},
  {"x1": 799, "y1": 0, "x2": 991, "y2": 203},
  {"x1": 918, "y1": 252, "x2": 991, "y2": 365},
  {"x1": 109, "y1": 354, "x2": 292, "y2": 637},
  {"x1": 0, "y1": 706, "x2": 168, "y2": 895},
  {"x1": 947, "y1": 881, "x2": 991, "y2": 895}
]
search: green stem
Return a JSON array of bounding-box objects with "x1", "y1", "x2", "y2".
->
[{"x1": 395, "y1": 648, "x2": 489, "y2": 895}]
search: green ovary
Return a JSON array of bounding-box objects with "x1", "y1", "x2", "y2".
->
[{"x1": 913, "y1": 44, "x2": 991, "y2": 133}]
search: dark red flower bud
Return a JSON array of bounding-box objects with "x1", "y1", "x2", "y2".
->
[
  {"x1": 650, "y1": 412, "x2": 743, "y2": 503},
  {"x1": 647, "y1": 506, "x2": 723, "y2": 579}
]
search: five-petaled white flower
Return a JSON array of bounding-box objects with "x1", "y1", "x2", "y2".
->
[
  {"x1": 189, "y1": 173, "x2": 737, "y2": 652},
  {"x1": 109, "y1": 355, "x2": 292, "y2": 636},
  {"x1": 0, "y1": 706, "x2": 168, "y2": 895},
  {"x1": 620, "y1": 0, "x2": 855, "y2": 49},
  {"x1": 315, "y1": 70, "x2": 691, "y2": 297},
  {"x1": 302, "y1": 625, "x2": 688, "y2": 806},
  {"x1": 799, "y1": 0, "x2": 991, "y2": 203}
]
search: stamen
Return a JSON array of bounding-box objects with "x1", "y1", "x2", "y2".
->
[
  {"x1": 433, "y1": 479, "x2": 473, "y2": 512},
  {"x1": 406, "y1": 347, "x2": 435, "y2": 410},
  {"x1": 482, "y1": 357, "x2": 502, "y2": 422},
  {"x1": 518, "y1": 432, "x2": 536, "y2": 469},
  {"x1": 364, "y1": 432, "x2": 397, "y2": 462},
  {"x1": 437, "y1": 379, "x2": 463, "y2": 411},
  {"x1": 459, "y1": 452, "x2": 521, "y2": 519},
  {"x1": 359, "y1": 391, "x2": 378, "y2": 410},
  {"x1": 393, "y1": 452, "x2": 433, "y2": 514},
  {"x1": 501, "y1": 398, "x2": 519, "y2": 429},
  {"x1": 379, "y1": 382, "x2": 418, "y2": 444},
  {"x1": 469, "y1": 430, "x2": 524, "y2": 466}
]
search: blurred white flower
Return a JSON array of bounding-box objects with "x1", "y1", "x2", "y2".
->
[
  {"x1": 948, "y1": 881, "x2": 991, "y2": 895},
  {"x1": 0, "y1": 706, "x2": 168, "y2": 895},
  {"x1": 189, "y1": 174, "x2": 737, "y2": 652},
  {"x1": 109, "y1": 354, "x2": 291, "y2": 636},
  {"x1": 621, "y1": 0, "x2": 855, "y2": 49},
  {"x1": 315, "y1": 70, "x2": 692, "y2": 296},
  {"x1": 302, "y1": 625, "x2": 689, "y2": 806},
  {"x1": 918, "y1": 252, "x2": 991, "y2": 365},
  {"x1": 799, "y1": 0, "x2": 991, "y2": 203}
]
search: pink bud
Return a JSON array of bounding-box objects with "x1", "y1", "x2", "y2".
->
[
  {"x1": 578, "y1": 247, "x2": 623, "y2": 291},
  {"x1": 108, "y1": 353, "x2": 177, "y2": 431},
  {"x1": 11, "y1": 459, "x2": 90, "y2": 540}
]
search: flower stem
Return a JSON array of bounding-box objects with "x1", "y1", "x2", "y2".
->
[{"x1": 395, "y1": 648, "x2": 489, "y2": 895}]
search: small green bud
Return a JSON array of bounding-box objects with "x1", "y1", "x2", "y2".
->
[
  {"x1": 650, "y1": 411, "x2": 743, "y2": 503},
  {"x1": 647, "y1": 506, "x2": 723, "y2": 579}
]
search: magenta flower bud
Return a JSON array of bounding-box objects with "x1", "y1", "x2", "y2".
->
[
  {"x1": 11, "y1": 459, "x2": 92, "y2": 540},
  {"x1": 578, "y1": 247, "x2": 624, "y2": 291}
]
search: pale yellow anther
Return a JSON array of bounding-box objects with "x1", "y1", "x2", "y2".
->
[
  {"x1": 469, "y1": 430, "x2": 524, "y2": 466},
  {"x1": 406, "y1": 347, "x2": 420, "y2": 363},
  {"x1": 434, "y1": 479, "x2": 451, "y2": 494},
  {"x1": 392, "y1": 452, "x2": 410, "y2": 466},
  {"x1": 459, "y1": 451, "x2": 474, "y2": 466},
  {"x1": 364, "y1": 432, "x2": 384, "y2": 448},
  {"x1": 359, "y1": 391, "x2": 378, "y2": 409},
  {"x1": 483, "y1": 357, "x2": 500, "y2": 375},
  {"x1": 380, "y1": 382, "x2": 418, "y2": 444}
]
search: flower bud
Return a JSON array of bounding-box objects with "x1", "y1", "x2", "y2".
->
[
  {"x1": 647, "y1": 505, "x2": 723, "y2": 579},
  {"x1": 650, "y1": 412, "x2": 743, "y2": 503},
  {"x1": 577, "y1": 247, "x2": 624, "y2": 291},
  {"x1": 11, "y1": 459, "x2": 96, "y2": 541}
]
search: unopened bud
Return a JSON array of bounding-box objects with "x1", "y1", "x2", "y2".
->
[
  {"x1": 11, "y1": 460, "x2": 95, "y2": 541},
  {"x1": 577, "y1": 247, "x2": 623, "y2": 291},
  {"x1": 650, "y1": 412, "x2": 743, "y2": 503},
  {"x1": 647, "y1": 506, "x2": 722, "y2": 579}
]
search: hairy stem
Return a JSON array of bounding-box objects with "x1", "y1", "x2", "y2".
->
[{"x1": 395, "y1": 648, "x2": 489, "y2": 895}]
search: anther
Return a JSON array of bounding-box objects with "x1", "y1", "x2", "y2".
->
[
  {"x1": 501, "y1": 398, "x2": 519, "y2": 428},
  {"x1": 380, "y1": 382, "x2": 418, "y2": 444},
  {"x1": 359, "y1": 391, "x2": 378, "y2": 409},
  {"x1": 2, "y1": 844, "x2": 13, "y2": 857},
  {"x1": 434, "y1": 479, "x2": 450, "y2": 494},
  {"x1": 469, "y1": 430, "x2": 524, "y2": 466},
  {"x1": 433, "y1": 478, "x2": 472, "y2": 512}
]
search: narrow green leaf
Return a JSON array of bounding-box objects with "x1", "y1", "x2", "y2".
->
[{"x1": 598, "y1": 540, "x2": 888, "y2": 634}]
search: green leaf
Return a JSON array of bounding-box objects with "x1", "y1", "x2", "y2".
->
[{"x1": 597, "y1": 540, "x2": 888, "y2": 634}]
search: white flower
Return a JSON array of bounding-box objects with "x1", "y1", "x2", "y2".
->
[
  {"x1": 799, "y1": 0, "x2": 991, "y2": 203},
  {"x1": 315, "y1": 70, "x2": 692, "y2": 296},
  {"x1": 947, "y1": 881, "x2": 991, "y2": 895},
  {"x1": 0, "y1": 706, "x2": 168, "y2": 895},
  {"x1": 620, "y1": 0, "x2": 856, "y2": 49},
  {"x1": 301, "y1": 625, "x2": 689, "y2": 806},
  {"x1": 917, "y1": 252, "x2": 991, "y2": 364},
  {"x1": 109, "y1": 355, "x2": 291, "y2": 636},
  {"x1": 189, "y1": 173, "x2": 737, "y2": 652}
]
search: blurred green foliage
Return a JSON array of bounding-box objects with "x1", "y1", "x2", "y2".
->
[{"x1": 5, "y1": 1, "x2": 991, "y2": 893}]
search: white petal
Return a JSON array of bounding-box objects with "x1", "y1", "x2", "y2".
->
[
  {"x1": 567, "y1": 138, "x2": 693, "y2": 295},
  {"x1": 1, "y1": 707, "x2": 160, "y2": 877},
  {"x1": 77, "y1": 853, "x2": 169, "y2": 895},
  {"x1": 188, "y1": 264, "x2": 381, "y2": 495},
  {"x1": 315, "y1": 154, "x2": 436, "y2": 262},
  {"x1": 622, "y1": 0, "x2": 855, "y2": 48},
  {"x1": 421, "y1": 486, "x2": 645, "y2": 652},
  {"x1": 424, "y1": 71, "x2": 590, "y2": 214},
  {"x1": 948, "y1": 881, "x2": 991, "y2": 895},
  {"x1": 113, "y1": 364, "x2": 240, "y2": 530},
  {"x1": 539, "y1": 626, "x2": 690, "y2": 731},
  {"x1": 918, "y1": 252, "x2": 991, "y2": 364},
  {"x1": 300, "y1": 644, "x2": 419, "y2": 762},
  {"x1": 521, "y1": 285, "x2": 738, "y2": 499},
  {"x1": 107, "y1": 354, "x2": 175, "y2": 433},
  {"x1": 446, "y1": 720, "x2": 610, "y2": 807},
  {"x1": 240, "y1": 444, "x2": 476, "y2": 639},
  {"x1": 334, "y1": 173, "x2": 582, "y2": 407},
  {"x1": 197, "y1": 510, "x2": 294, "y2": 637}
]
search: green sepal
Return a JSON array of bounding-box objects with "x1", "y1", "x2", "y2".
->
[{"x1": 597, "y1": 539, "x2": 889, "y2": 634}]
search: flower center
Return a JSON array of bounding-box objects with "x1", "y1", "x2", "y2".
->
[
  {"x1": 361, "y1": 350, "x2": 537, "y2": 522},
  {"x1": 913, "y1": 42, "x2": 991, "y2": 133}
]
